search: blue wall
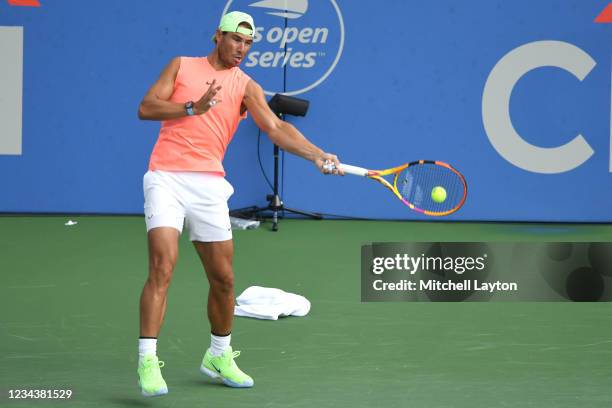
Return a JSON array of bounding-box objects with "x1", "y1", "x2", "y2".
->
[{"x1": 0, "y1": 0, "x2": 610, "y2": 221}]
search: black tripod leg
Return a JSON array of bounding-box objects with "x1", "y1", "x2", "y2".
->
[
  {"x1": 272, "y1": 208, "x2": 279, "y2": 231},
  {"x1": 282, "y1": 206, "x2": 323, "y2": 220}
]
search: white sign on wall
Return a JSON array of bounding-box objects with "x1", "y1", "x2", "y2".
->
[{"x1": 0, "y1": 26, "x2": 23, "y2": 155}]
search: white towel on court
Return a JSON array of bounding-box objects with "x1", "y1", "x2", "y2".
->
[{"x1": 234, "y1": 286, "x2": 311, "y2": 320}]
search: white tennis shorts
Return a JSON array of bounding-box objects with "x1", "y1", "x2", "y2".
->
[{"x1": 143, "y1": 170, "x2": 234, "y2": 242}]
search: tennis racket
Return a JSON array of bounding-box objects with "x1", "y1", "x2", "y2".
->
[{"x1": 324, "y1": 160, "x2": 467, "y2": 216}]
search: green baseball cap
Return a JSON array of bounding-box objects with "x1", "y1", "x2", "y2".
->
[{"x1": 213, "y1": 11, "x2": 255, "y2": 43}]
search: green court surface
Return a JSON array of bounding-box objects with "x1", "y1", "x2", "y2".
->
[{"x1": 1, "y1": 217, "x2": 612, "y2": 407}]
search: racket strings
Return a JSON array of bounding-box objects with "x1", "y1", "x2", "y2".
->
[{"x1": 398, "y1": 163, "x2": 466, "y2": 214}]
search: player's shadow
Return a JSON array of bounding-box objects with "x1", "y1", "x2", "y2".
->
[
  {"x1": 188, "y1": 378, "x2": 225, "y2": 388},
  {"x1": 107, "y1": 396, "x2": 155, "y2": 407},
  {"x1": 104, "y1": 381, "x2": 232, "y2": 407}
]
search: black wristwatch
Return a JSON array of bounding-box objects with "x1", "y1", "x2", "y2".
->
[{"x1": 185, "y1": 101, "x2": 195, "y2": 116}]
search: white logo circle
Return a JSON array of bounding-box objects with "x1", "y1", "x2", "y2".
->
[{"x1": 221, "y1": 0, "x2": 345, "y2": 96}]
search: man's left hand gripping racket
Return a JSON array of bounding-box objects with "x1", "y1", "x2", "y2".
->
[{"x1": 324, "y1": 160, "x2": 467, "y2": 216}]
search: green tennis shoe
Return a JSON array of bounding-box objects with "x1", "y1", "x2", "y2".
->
[
  {"x1": 200, "y1": 347, "x2": 254, "y2": 388},
  {"x1": 137, "y1": 355, "x2": 168, "y2": 397}
]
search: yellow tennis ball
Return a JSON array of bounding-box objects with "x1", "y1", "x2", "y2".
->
[{"x1": 431, "y1": 186, "x2": 447, "y2": 203}]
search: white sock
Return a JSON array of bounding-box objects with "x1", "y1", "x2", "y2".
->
[
  {"x1": 209, "y1": 333, "x2": 231, "y2": 357},
  {"x1": 138, "y1": 338, "x2": 157, "y2": 364}
]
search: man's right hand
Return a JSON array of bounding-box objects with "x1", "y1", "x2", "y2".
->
[{"x1": 194, "y1": 79, "x2": 223, "y2": 115}]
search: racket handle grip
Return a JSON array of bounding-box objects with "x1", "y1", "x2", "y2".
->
[{"x1": 323, "y1": 162, "x2": 369, "y2": 176}]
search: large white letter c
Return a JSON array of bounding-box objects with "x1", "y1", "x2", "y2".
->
[{"x1": 482, "y1": 41, "x2": 596, "y2": 174}]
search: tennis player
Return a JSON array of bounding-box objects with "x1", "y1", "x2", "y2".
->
[{"x1": 135, "y1": 11, "x2": 341, "y2": 397}]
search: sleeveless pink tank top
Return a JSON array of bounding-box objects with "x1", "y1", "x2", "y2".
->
[{"x1": 149, "y1": 57, "x2": 251, "y2": 175}]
